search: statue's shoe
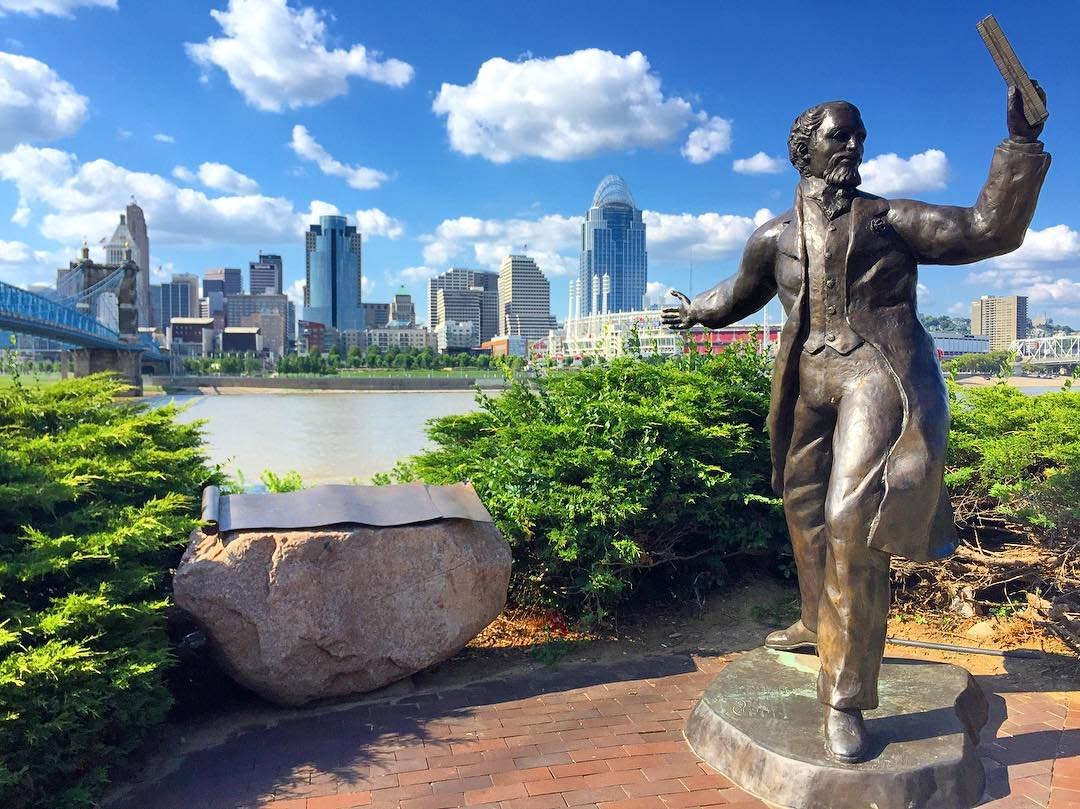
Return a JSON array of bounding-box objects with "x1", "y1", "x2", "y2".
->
[
  {"x1": 764, "y1": 620, "x2": 818, "y2": 652},
  {"x1": 825, "y1": 706, "x2": 870, "y2": 764}
]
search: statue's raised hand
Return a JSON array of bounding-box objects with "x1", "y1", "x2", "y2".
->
[
  {"x1": 661, "y1": 289, "x2": 696, "y2": 330},
  {"x1": 1008, "y1": 80, "x2": 1046, "y2": 143}
]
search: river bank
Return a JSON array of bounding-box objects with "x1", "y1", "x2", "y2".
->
[
  {"x1": 954, "y1": 374, "x2": 1072, "y2": 390},
  {"x1": 155, "y1": 374, "x2": 507, "y2": 394}
]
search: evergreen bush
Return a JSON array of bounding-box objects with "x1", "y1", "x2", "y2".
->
[
  {"x1": 0, "y1": 372, "x2": 219, "y2": 809},
  {"x1": 381, "y1": 342, "x2": 787, "y2": 620},
  {"x1": 946, "y1": 381, "x2": 1079, "y2": 531}
]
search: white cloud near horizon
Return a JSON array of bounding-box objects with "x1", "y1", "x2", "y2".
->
[
  {"x1": 185, "y1": 0, "x2": 414, "y2": 112},
  {"x1": 0, "y1": 52, "x2": 88, "y2": 152},
  {"x1": 297, "y1": 199, "x2": 404, "y2": 239},
  {"x1": 0, "y1": 0, "x2": 115, "y2": 16},
  {"x1": 990, "y1": 224, "x2": 1080, "y2": 269},
  {"x1": 289, "y1": 125, "x2": 389, "y2": 189},
  {"x1": 420, "y1": 207, "x2": 774, "y2": 279},
  {"x1": 433, "y1": 49, "x2": 730, "y2": 164},
  {"x1": 733, "y1": 151, "x2": 787, "y2": 175},
  {"x1": 859, "y1": 149, "x2": 948, "y2": 196},
  {"x1": 964, "y1": 225, "x2": 1080, "y2": 320}
]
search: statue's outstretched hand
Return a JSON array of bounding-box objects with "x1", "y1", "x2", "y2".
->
[
  {"x1": 1007, "y1": 81, "x2": 1046, "y2": 143},
  {"x1": 661, "y1": 289, "x2": 696, "y2": 330}
]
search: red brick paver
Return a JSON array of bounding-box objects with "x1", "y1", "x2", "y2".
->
[{"x1": 111, "y1": 652, "x2": 1077, "y2": 809}]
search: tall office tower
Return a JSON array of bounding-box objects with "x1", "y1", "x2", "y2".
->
[
  {"x1": 361, "y1": 302, "x2": 390, "y2": 329},
  {"x1": 578, "y1": 174, "x2": 647, "y2": 317},
  {"x1": 170, "y1": 273, "x2": 200, "y2": 320},
  {"x1": 389, "y1": 286, "x2": 416, "y2": 326},
  {"x1": 287, "y1": 300, "x2": 296, "y2": 351},
  {"x1": 205, "y1": 267, "x2": 243, "y2": 297},
  {"x1": 304, "y1": 215, "x2": 363, "y2": 331},
  {"x1": 154, "y1": 282, "x2": 192, "y2": 330},
  {"x1": 971, "y1": 294, "x2": 1028, "y2": 351},
  {"x1": 249, "y1": 253, "x2": 283, "y2": 295},
  {"x1": 498, "y1": 254, "x2": 556, "y2": 341},
  {"x1": 104, "y1": 202, "x2": 151, "y2": 328},
  {"x1": 427, "y1": 268, "x2": 499, "y2": 337}
]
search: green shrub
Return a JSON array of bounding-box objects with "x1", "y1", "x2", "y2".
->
[
  {"x1": 382, "y1": 343, "x2": 786, "y2": 620},
  {"x1": 0, "y1": 372, "x2": 219, "y2": 809},
  {"x1": 946, "y1": 381, "x2": 1079, "y2": 531}
]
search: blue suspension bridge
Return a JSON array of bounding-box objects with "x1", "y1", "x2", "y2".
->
[{"x1": 0, "y1": 262, "x2": 167, "y2": 362}]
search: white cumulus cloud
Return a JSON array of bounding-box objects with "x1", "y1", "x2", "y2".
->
[
  {"x1": 859, "y1": 149, "x2": 948, "y2": 196},
  {"x1": 171, "y1": 165, "x2": 196, "y2": 183},
  {"x1": 733, "y1": 151, "x2": 787, "y2": 175},
  {"x1": 0, "y1": 238, "x2": 31, "y2": 262},
  {"x1": 0, "y1": 0, "x2": 115, "y2": 16},
  {"x1": 185, "y1": 0, "x2": 413, "y2": 112},
  {"x1": 0, "y1": 143, "x2": 301, "y2": 251},
  {"x1": 0, "y1": 52, "x2": 88, "y2": 151},
  {"x1": 295, "y1": 200, "x2": 403, "y2": 239},
  {"x1": 681, "y1": 116, "x2": 732, "y2": 164},
  {"x1": 992, "y1": 224, "x2": 1080, "y2": 269},
  {"x1": 421, "y1": 214, "x2": 581, "y2": 276},
  {"x1": 432, "y1": 49, "x2": 723, "y2": 164},
  {"x1": 289, "y1": 124, "x2": 388, "y2": 189},
  {"x1": 153, "y1": 132, "x2": 176, "y2": 144},
  {"x1": 643, "y1": 208, "x2": 775, "y2": 261},
  {"x1": 420, "y1": 206, "x2": 774, "y2": 279},
  {"x1": 354, "y1": 208, "x2": 403, "y2": 239},
  {"x1": 194, "y1": 161, "x2": 259, "y2": 194}
]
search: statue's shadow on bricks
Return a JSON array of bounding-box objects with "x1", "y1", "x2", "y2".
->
[
  {"x1": 973, "y1": 652, "x2": 1080, "y2": 805},
  {"x1": 108, "y1": 649, "x2": 699, "y2": 809}
]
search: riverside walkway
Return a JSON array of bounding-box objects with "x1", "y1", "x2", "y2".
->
[{"x1": 112, "y1": 650, "x2": 1078, "y2": 809}]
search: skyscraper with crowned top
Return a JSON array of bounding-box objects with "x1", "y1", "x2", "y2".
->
[
  {"x1": 304, "y1": 215, "x2": 363, "y2": 331},
  {"x1": 578, "y1": 175, "x2": 647, "y2": 318}
]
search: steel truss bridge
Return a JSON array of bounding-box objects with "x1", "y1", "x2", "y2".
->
[
  {"x1": 1011, "y1": 335, "x2": 1080, "y2": 368},
  {"x1": 0, "y1": 268, "x2": 166, "y2": 361}
]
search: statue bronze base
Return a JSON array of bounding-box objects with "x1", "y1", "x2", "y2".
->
[{"x1": 684, "y1": 648, "x2": 988, "y2": 809}]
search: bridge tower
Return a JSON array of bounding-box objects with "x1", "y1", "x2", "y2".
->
[{"x1": 67, "y1": 244, "x2": 144, "y2": 395}]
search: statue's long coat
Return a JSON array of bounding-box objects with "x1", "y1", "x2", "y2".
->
[{"x1": 690, "y1": 141, "x2": 1050, "y2": 561}]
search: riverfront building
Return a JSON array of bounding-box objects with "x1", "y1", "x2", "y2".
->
[
  {"x1": 304, "y1": 215, "x2": 363, "y2": 331},
  {"x1": 555, "y1": 309, "x2": 779, "y2": 361},
  {"x1": 427, "y1": 268, "x2": 499, "y2": 337},
  {"x1": 498, "y1": 254, "x2": 556, "y2": 341},
  {"x1": 249, "y1": 253, "x2": 283, "y2": 295},
  {"x1": 204, "y1": 267, "x2": 243, "y2": 297},
  {"x1": 578, "y1": 175, "x2": 647, "y2": 318},
  {"x1": 361, "y1": 302, "x2": 391, "y2": 329},
  {"x1": 971, "y1": 295, "x2": 1028, "y2": 351},
  {"x1": 225, "y1": 293, "x2": 290, "y2": 356}
]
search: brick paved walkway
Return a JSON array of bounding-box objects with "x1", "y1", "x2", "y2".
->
[{"x1": 114, "y1": 652, "x2": 1079, "y2": 809}]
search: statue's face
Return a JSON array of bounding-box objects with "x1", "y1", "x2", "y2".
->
[{"x1": 808, "y1": 107, "x2": 866, "y2": 187}]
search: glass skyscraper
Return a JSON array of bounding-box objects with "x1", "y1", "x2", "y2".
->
[
  {"x1": 578, "y1": 175, "x2": 647, "y2": 317},
  {"x1": 304, "y1": 215, "x2": 363, "y2": 331}
]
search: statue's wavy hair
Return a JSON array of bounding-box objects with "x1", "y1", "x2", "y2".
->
[{"x1": 788, "y1": 100, "x2": 861, "y2": 177}]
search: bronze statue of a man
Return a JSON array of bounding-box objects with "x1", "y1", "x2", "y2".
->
[{"x1": 663, "y1": 86, "x2": 1049, "y2": 762}]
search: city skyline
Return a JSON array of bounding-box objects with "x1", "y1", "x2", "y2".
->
[{"x1": 0, "y1": 2, "x2": 1078, "y2": 327}]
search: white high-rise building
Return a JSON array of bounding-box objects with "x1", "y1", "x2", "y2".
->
[{"x1": 498, "y1": 255, "x2": 556, "y2": 341}]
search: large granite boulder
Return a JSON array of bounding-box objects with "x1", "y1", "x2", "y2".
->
[{"x1": 173, "y1": 485, "x2": 511, "y2": 706}]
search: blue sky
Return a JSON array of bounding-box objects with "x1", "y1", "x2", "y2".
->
[{"x1": 1, "y1": 0, "x2": 1078, "y2": 325}]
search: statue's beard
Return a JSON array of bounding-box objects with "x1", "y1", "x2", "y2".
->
[{"x1": 824, "y1": 160, "x2": 861, "y2": 188}]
